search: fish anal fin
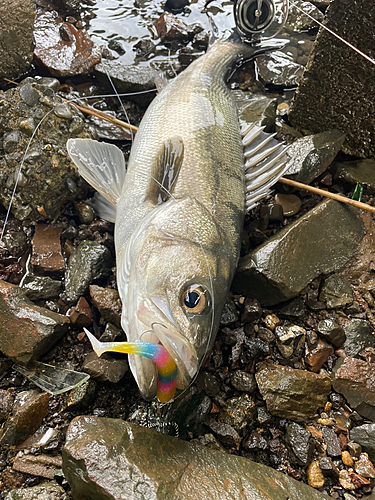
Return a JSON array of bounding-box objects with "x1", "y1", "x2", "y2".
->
[{"x1": 146, "y1": 137, "x2": 184, "y2": 205}]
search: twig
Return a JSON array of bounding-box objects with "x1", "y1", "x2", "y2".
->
[
  {"x1": 69, "y1": 102, "x2": 138, "y2": 133},
  {"x1": 279, "y1": 177, "x2": 375, "y2": 215}
]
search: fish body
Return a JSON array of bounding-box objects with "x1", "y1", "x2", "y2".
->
[{"x1": 67, "y1": 34, "x2": 289, "y2": 401}]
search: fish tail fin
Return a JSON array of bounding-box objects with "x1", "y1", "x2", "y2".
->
[
  {"x1": 242, "y1": 124, "x2": 291, "y2": 211},
  {"x1": 67, "y1": 138, "x2": 126, "y2": 214}
]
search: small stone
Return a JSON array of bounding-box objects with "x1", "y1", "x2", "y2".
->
[
  {"x1": 264, "y1": 314, "x2": 280, "y2": 331},
  {"x1": 339, "y1": 469, "x2": 355, "y2": 489},
  {"x1": 285, "y1": 422, "x2": 314, "y2": 466},
  {"x1": 307, "y1": 460, "x2": 325, "y2": 488},
  {"x1": 30, "y1": 225, "x2": 65, "y2": 275},
  {"x1": 220, "y1": 299, "x2": 238, "y2": 325},
  {"x1": 257, "y1": 406, "x2": 272, "y2": 425},
  {"x1": 89, "y1": 285, "x2": 122, "y2": 328},
  {"x1": 319, "y1": 275, "x2": 354, "y2": 308},
  {"x1": 208, "y1": 419, "x2": 242, "y2": 449},
  {"x1": 257, "y1": 327, "x2": 275, "y2": 343},
  {"x1": 317, "y1": 418, "x2": 333, "y2": 426},
  {"x1": 240, "y1": 298, "x2": 262, "y2": 323},
  {"x1": 348, "y1": 470, "x2": 370, "y2": 488},
  {"x1": 319, "y1": 457, "x2": 339, "y2": 478},
  {"x1": 230, "y1": 370, "x2": 257, "y2": 393},
  {"x1": 0, "y1": 389, "x2": 14, "y2": 422},
  {"x1": 278, "y1": 298, "x2": 306, "y2": 319},
  {"x1": 243, "y1": 430, "x2": 268, "y2": 451},
  {"x1": 4, "y1": 481, "x2": 68, "y2": 500},
  {"x1": 321, "y1": 426, "x2": 342, "y2": 457},
  {"x1": 343, "y1": 319, "x2": 375, "y2": 358},
  {"x1": 68, "y1": 297, "x2": 93, "y2": 328},
  {"x1": 99, "y1": 323, "x2": 122, "y2": 343},
  {"x1": 82, "y1": 351, "x2": 128, "y2": 384},
  {"x1": 75, "y1": 203, "x2": 94, "y2": 224},
  {"x1": 342, "y1": 450, "x2": 354, "y2": 466},
  {"x1": 218, "y1": 394, "x2": 256, "y2": 432},
  {"x1": 317, "y1": 319, "x2": 346, "y2": 348},
  {"x1": 347, "y1": 441, "x2": 363, "y2": 460},
  {"x1": 275, "y1": 324, "x2": 305, "y2": 358},
  {"x1": 354, "y1": 453, "x2": 375, "y2": 478},
  {"x1": 63, "y1": 379, "x2": 97, "y2": 412},
  {"x1": 274, "y1": 193, "x2": 302, "y2": 216},
  {"x1": 153, "y1": 12, "x2": 189, "y2": 43},
  {"x1": 305, "y1": 340, "x2": 334, "y2": 372},
  {"x1": 12, "y1": 453, "x2": 62, "y2": 479},
  {"x1": 195, "y1": 372, "x2": 220, "y2": 397},
  {"x1": 21, "y1": 275, "x2": 62, "y2": 301}
]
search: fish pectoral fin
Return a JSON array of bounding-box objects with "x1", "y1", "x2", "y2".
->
[
  {"x1": 67, "y1": 138, "x2": 126, "y2": 208},
  {"x1": 241, "y1": 124, "x2": 291, "y2": 211},
  {"x1": 146, "y1": 137, "x2": 184, "y2": 204}
]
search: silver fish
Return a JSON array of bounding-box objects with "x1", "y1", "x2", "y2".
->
[{"x1": 67, "y1": 33, "x2": 290, "y2": 401}]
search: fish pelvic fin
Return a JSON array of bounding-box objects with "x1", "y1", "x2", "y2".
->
[
  {"x1": 67, "y1": 138, "x2": 126, "y2": 214},
  {"x1": 242, "y1": 124, "x2": 291, "y2": 211}
]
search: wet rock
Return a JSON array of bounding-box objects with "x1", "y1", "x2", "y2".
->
[
  {"x1": 63, "y1": 416, "x2": 332, "y2": 499},
  {"x1": 4, "y1": 481, "x2": 68, "y2": 500},
  {"x1": 319, "y1": 275, "x2": 353, "y2": 309},
  {"x1": 21, "y1": 275, "x2": 63, "y2": 301},
  {"x1": 208, "y1": 419, "x2": 241, "y2": 449},
  {"x1": 339, "y1": 469, "x2": 355, "y2": 489},
  {"x1": 343, "y1": 319, "x2": 375, "y2": 358},
  {"x1": 238, "y1": 95, "x2": 277, "y2": 133},
  {"x1": 307, "y1": 460, "x2": 325, "y2": 489},
  {"x1": 99, "y1": 323, "x2": 122, "y2": 342},
  {"x1": 195, "y1": 371, "x2": 220, "y2": 397},
  {"x1": 243, "y1": 430, "x2": 267, "y2": 451},
  {"x1": 317, "y1": 319, "x2": 346, "y2": 348},
  {"x1": 0, "y1": 80, "x2": 92, "y2": 221},
  {"x1": 255, "y1": 362, "x2": 331, "y2": 422},
  {"x1": 233, "y1": 199, "x2": 365, "y2": 306},
  {"x1": 241, "y1": 337, "x2": 271, "y2": 362},
  {"x1": 34, "y1": 12, "x2": 101, "y2": 77},
  {"x1": 347, "y1": 440, "x2": 362, "y2": 459},
  {"x1": 0, "y1": 389, "x2": 14, "y2": 422},
  {"x1": 285, "y1": 0, "x2": 324, "y2": 32},
  {"x1": 218, "y1": 394, "x2": 256, "y2": 432},
  {"x1": 0, "y1": 280, "x2": 69, "y2": 364},
  {"x1": 257, "y1": 406, "x2": 272, "y2": 425},
  {"x1": 285, "y1": 130, "x2": 345, "y2": 184},
  {"x1": 12, "y1": 453, "x2": 62, "y2": 479},
  {"x1": 63, "y1": 379, "x2": 97, "y2": 412},
  {"x1": 30, "y1": 225, "x2": 65, "y2": 276},
  {"x1": 275, "y1": 324, "x2": 305, "y2": 358},
  {"x1": 332, "y1": 357, "x2": 375, "y2": 421},
  {"x1": 274, "y1": 193, "x2": 302, "y2": 217},
  {"x1": 342, "y1": 451, "x2": 353, "y2": 467},
  {"x1": 64, "y1": 241, "x2": 112, "y2": 304},
  {"x1": 75, "y1": 202, "x2": 94, "y2": 224},
  {"x1": 332, "y1": 159, "x2": 375, "y2": 194},
  {"x1": 322, "y1": 426, "x2": 341, "y2": 457},
  {"x1": 0, "y1": 0, "x2": 35, "y2": 80},
  {"x1": 289, "y1": 0, "x2": 375, "y2": 158},
  {"x1": 230, "y1": 370, "x2": 257, "y2": 393},
  {"x1": 153, "y1": 12, "x2": 190, "y2": 43},
  {"x1": 82, "y1": 351, "x2": 128, "y2": 384},
  {"x1": 319, "y1": 456, "x2": 339, "y2": 478},
  {"x1": 285, "y1": 423, "x2": 314, "y2": 466},
  {"x1": 0, "y1": 390, "x2": 49, "y2": 447},
  {"x1": 240, "y1": 297, "x2": 262, "y2": 322},
  {"x1": 16, "y1": 424, "x2": 59, "y2": 451},
  {"x1": 68, "y1": 296, "x2": 93, "y2": 328},
  {"x1": 348, "y1": 470, "x2": 370, "y2": 489},
  {"x1": 94, "y1": 60, "x2": 158, "y2": 107},
  {"x1": 355, "y1": 453, "x2": 375, "y2": 478},
  {"x1": 264, "y1": 314, "x2": 280, "y2": 331},
  {"x1": 256, "y1": 51, "x2": 304, "y2": 87},
  {"x1": 305, "y1": 340, "x2": 334, "y2": 372},
  {"x1": 350, "y1": 425, "x2": 375, "y2": 462},
  {"x1": 278, "y1": 298, "x2": 305, "y2": 320},
  {"x1": 260, "y1": 203, "x2": 284, "y2": 223},
  {"x1": 89, "y1": 284, "x2": 121, "y2": 328},
  {"x1": 220, "y1": 299, "x2": 238, "y2": 325}
]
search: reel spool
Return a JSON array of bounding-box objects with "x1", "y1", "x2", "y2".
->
[{"x1": 233, "y1": 0, "x2": 289, "y2": 41}]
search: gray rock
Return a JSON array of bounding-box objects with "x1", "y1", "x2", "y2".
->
[
  {"x1": 62, "y1": 379, "x2": 97, "y2": 412},
  {"x1": 232, "y1": 199, "x2": 365, "y2": 306},
  {"x1": 286, "y1": 422, "x2": 314, "y2": 466},
  {"x1": 82, "y1": 351, "x2": 128, "y2": 384},
  {"x1": 21, "y1": 275, "x2": 63, "y2": 301},
  {"x1": 63, "y1": 416, "x2": 331, "y2": 500},
  {"x1": 289, "y1": 0, "x2": 375, "y2": 158},
  {"x1": 230, "y1": 370, "x2": 257, "y2": 393},
  {"x1": 208, "y1": 419, "x2": 242, "y2": 449},
  {"x1": 64, "y1": 241, "x2": 112, "y2": 303},
  {"x1": 195, "y1": 371, "x2": 220, "y2": 397},
  {"x1": 275, "y1": 324, "x2": 305, "y2": 358},
  {"x1": 319, "y1": 456, "x2": 339, "y2": 478},
  {"x1": 220, "y1": 299, "x2": 238, "y2": 325},
  {"x1": 285, "y1": 0, "x2": 324, "y2": 32},
  {"x1": 350, "y1": 424, "x2": 375, "y2": 462},
  {"x1": 319, "y1": 274, "x2": 353, "y2": 309},
  {"x1": 218, "y1": 394, "x2": 256, "y2": 432},
  {"x1": 255, "y1": 362, "x2": 331, "y2": 422},
  {"x1": 278, "y1": 298, "x2": 306, "y2": 319},
  {"x1": 256, "y1": 51, "x2": 304, "y2": 87},
  {"x1": 332, "y1": 159, "x2": 375, "y2": 194},
  {"x1": 0, "y1": 389, "x2": 14, "y2": 422},
  {"x1": 285, "y1": 130, "x2": 346, "y2": 184},
  {"x1": 344, "y1": 319, "x2": 375, "y2": 358},
  {"x1": 0, "y1": 0, "x2": 35, "y2": 79},
  {"x1": 321, "y1": 426, "x2": 342, "y2": 457},
  {"x1": 4, "y1": 481, "x2": 68, "y2": 500},
  {"x1": 317, "y1": 319, "x2": 346, "y2": 348},
  {"x1": 12, "y1": 453, "x2": 63, "y2": 479}
]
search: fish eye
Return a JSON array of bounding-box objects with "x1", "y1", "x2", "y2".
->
[{"x1": 180, "y1": 285, "x2": 210, "y2": 314}]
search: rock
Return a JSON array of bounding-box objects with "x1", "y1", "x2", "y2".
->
[
  {"x1": 274, "y1": 193, "x2": 302, "y2": 216},
  {"x1": 339, "y1": 469, "x2": 355, "y2": 490},
  {"x1": 238, "y1": 95, "x2": 277, "y2": 133},
  {"x1": 64, "y1": 241, "x2": 112, "y2": 304},
  {"x1": 62, "y1": 379, "x2": 97, "y2": 412},
  {"x1": 89, "y1": 284, "x2": 121, "y2": 328},
  {"x1": 30, "y1": 225, "x2": 65, "y2": 276},
  {"x1": 82, "y1": 351, "x2": 128, "y2": 384},
  {"x1": 0, "y1": 80, "x2": 93, "y2": 221},
  {"x1": 285, "y1": 422, "x2": 314, "y2": 466},
  {"x1": 4, "y1": 481, "x2": 68, "y2": 500},
  {"x1": 195, "y1": 371, "x2": 220, "y2": 397},
  {"x1": 241, "y1": 337, "x2": 271, "y2": 362},
  {"x1": 343, "y1": 319, "x2": 375, "y2": 358},
  {"x1": 319, "y1": 457, "x2": 339, "y2": 478},
  {"x1": 255, "y1": 51, "x2": 304, "y2": 87},
  {"x1": 317, "y1": 319, "x2": 346, "y2": 348},
  {"x1": 319, "y1": 275, "x2": 353, "y2": 309},
  {"x1": 164, "y1": 0, "x2": 189, "y2": 14},
  {"x1": 0, "y1": 280, "x2": 69, "y2": 364},
  {"x1": 355, "y1": 453, "x2": 375, "y2": 478},
  {"x1": 220, "y1": 299, "x2": 238, "y2": 325},
  {"x1": 260, "y1": 203, "x2": 284, "y2": 223},
  {"x1": 240, "y1": 297, "x2": 262, "y2": 323},
  {"x1": 264, "y1": 314, "x2": 280, "y2": 331},
  {"x1": 21, "y1": 275, "x2": 63, "y2": 300},
  {"x1": 275, "y1": 324, "x2": 305, "y2": 358},
  {"x1": 289, "y1": 0, "x2": 375, "y2": 158},
  {"x1": 170, "y1": 386, "x2": 211, "y2": 439},
  {"x1": 0, "y1": 390, "x2": 49, "y2": 447},
  {"x1": 342, "y1": 451, "x2": 354, "y2": 467},
  {"x1": 99, "y1": 323, "x2": 122, "y2": 342},
  {"x1": 347, "y1": 440, "x2": 362, "y2": 459},
  {"x1": 206, "y1": 419, "x2": 242, "y2": 449},
  {"x1": 230, "y1": 370, "x2": 257, "y2": 393},
  {"x1": 332, "y1": 159, "x2": 375, "y2": 194},
  {"x1": 0, "y1": 0, "x2": 35, "y2": 80},
  {"x1": 63, "y1": 416, "x2": 331, "y2": 500},
  {"x1": 243, "y1": 430, "x2": 268, "y2": 451},
  {"x1": 68, "y1": 296, "x2": 93, "y2": 328},
  {"x1": 285, "y1": 0, "x2": 324, "y2": 32},
  {"x1": 153, "y1": 12, "x2": 190, "y2": 43},
  {"x1": 255, "y1": 362, "x2": 331, "y2": 422},
  {"x1": 305, "y1": 340, "x2": 334, "y2": 373},
  {"x1": 348, "y1": 469, "x2": 370, "y2": 488},
  {"x1": 332, "y1": 357, "x2": 375, "y2": 421},
  {"x1": 321, "y1": 426, "x2": 341, "y2": 457},
  {"x1": 218, "y1": 394, "x2": 256, "y2": 432},
  {"x1": 350, "y1": 425, "x2": 375, "y2": 462},
  {"x1": 94, "y1": 60, "x2": 158, "y2": 107},
  {"x1": 278, "y1": 299, "x2": 306, "y2": 320},
  {"x1": 285, "y1": 130, "x2": 345, "y2": 184},
  {"x1": 232, "y1": 199, "x2": 365, "y2": 306},
  {"x1": 34, "y1": 12, "x2": 101, "y2": 76},
  {"x1": 0, "y1": 389, "x2": 14, "y2": 422},
  {"x1": 257, "y1": 406, "x2": 272, "y2": 425},
  {"x1": 307, "y1": 460, "x2": 325, "y2": 489},
  {"x1": 12, "y1": 453, "x2": 62, "y2": 479}
]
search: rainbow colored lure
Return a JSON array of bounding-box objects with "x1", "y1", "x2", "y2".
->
[{"x1": 84, "y1": 329, "x2": 177, "y2": 403}]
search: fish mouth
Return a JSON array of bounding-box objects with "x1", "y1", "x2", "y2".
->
[{"x1": 131, "y1": 297, "x2": 198, "y2": 400}]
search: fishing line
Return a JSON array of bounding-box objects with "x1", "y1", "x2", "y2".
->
[{"x1": 104, "y1": 68, "x2": 134, "y2": 141}]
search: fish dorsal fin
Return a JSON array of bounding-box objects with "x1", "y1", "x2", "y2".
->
[
  {"x1": 242, "y1": 124, "x2": 291, "y2": 211},
  {"x1": 146, "y1": 137, "x2": 184, "y2": 204},
  {"x1": 67, "y1": 138, "x2": 126, "y2": 208}
]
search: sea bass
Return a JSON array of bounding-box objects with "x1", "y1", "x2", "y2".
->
[{"x1": 67, "y1": 33, "x2": 290, "y2": 402}]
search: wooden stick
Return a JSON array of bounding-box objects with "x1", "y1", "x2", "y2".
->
[
  {"x1": 70, "y1": 102, "x2": 138, "y2": 133},
  {"x1": 279, "y1": 177, "x2": 375, "y2": 214}
]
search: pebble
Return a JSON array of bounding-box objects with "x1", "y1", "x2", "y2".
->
[
  {"x1": 30, "y1": 224, "x2": 65, "y2": 275},
  {"x1": 319, "y1": 274, "x2": 354, "y2": 309},
  {"x1": 230, "y1": 370, "x2": 257, "y2": 394},
  {"x1": 0, "y1": 389, "x2": 14, "y2": 422},
  {"x1": 305, "y1": 340, "x2": 334, "y2": 372},
  {"x1": 354, "y1": 453, "x2": 375, "y2": 478},
  {"x1": 195, "y1": 371, "x2": 220, "y2": 397},
  {"x1": 339, "y1": 469, "x2": 355, "y2": 489},
  {"x1": 12, "y1": 453, "x2": 62, "y2": 479},
  {"x1": 75, "y1": 203, "x2": 95, "y2": 224},
  {"x1": 68, "y1": 296, "x2": 93, "y2": 328},
  {"x1": 274, "y1": 193, "x2": 302, "y2": 216},
  {"x1": 285, "y1": 422, "x2": 314, "y2": 466},
  {"x1": 240, "y1": 298, "x2": 262, "y2": 323},
  {"x1": 275, "y1": 324, "x2": 305, "y2": 358},
  {"x1": 264, "y1": 314, "x2": 280, "y2": 331},
  {"x1": 4, "y1": 481, "x2": 68, "y2": 500},
  {"x1": 220, "y1": 299, "x2": 238, "y2": 325},
  {"x1": 208, "y1": 419, "x2": 241, "y2": 450},
  {"x1": 342, "y1": 450, "x2": 354, "y2": 466},
  {"x1": 218, "y1": 394, "x2": 256, "y2": 432},
  {"x1": 63, "y1": 379, "x2": 97, "y2": 412},
  {"x1": 319, "y1": 457, "x2": 339, "y2": 478},
  {"x1": 348, "y1": 469, "x2": 370, "y2": 488},
  {"x1": 317, "y1": 319, "x2": 346, "y2": 348},
  {"x1": 20, "y1": 275, "x2": 62, "y2": 301},
  {"x1": 82, "y1": 352, "x2": 128, "y2": 384},
  {"x1": 343, "y1": 318, "x2": 375, "y2": 358},
  {"x1": 153, "y1": 12, "x2": 190, "y2": 43},
  {"x1": 321, "y1": 426, "x2": 342, "y2": 457},
  {"x1": 307, "y1": 460, "x2": 325, "y2": 488},
  {"x1": 89, "y1": 284, "x2": 122, "y2": 328}
]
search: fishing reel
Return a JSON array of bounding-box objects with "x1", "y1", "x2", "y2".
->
[{"x1": 233, "y1": 0, "x2": 289, "y2": 40}]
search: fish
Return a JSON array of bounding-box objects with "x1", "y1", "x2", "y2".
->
[{"x1": 67, "y1": 31, "x2": 290, "y2": 402}]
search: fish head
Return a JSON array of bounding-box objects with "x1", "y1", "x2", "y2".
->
[{"x1": 121, "y1": 197, "x2": 234, "y2": 400}]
